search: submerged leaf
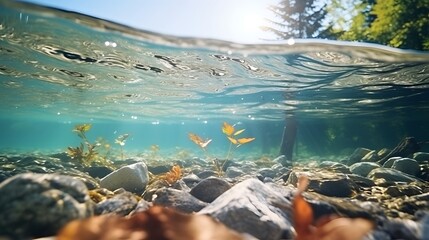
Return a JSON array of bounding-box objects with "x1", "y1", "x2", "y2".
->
[
  {"x1": 188, "y1": 133, "x2": 211, "y2": 149},
  {"x1": 237, "y1": 137, "x2": 255, "y2": 145},
  {"x1": 227, "y1": 136, "x2": 238, "y2": 145},
  {"x1": 73, "y1": 123, "x2": 92, "y2": 133},
  {"x1": 222, "y1": 122, "x2": 235, "y2": 136},
  {"x1": 233, "y1": 129, "x2": 246, "y2": 136}
]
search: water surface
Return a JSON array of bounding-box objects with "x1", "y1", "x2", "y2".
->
[{"x1": 1, "y1": 1, "x2": 429, "y2": 157}]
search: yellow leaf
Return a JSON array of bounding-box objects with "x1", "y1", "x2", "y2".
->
[
  {"x1": 222, "y1": 122, "x2": 235, "y2": 136},
  {"x1": 237, "y1": 137, "x2": 255, "y2": 144},
  {"x1": 233, "y1": 129, "x2": 245, "y2": 136},
  {"x1": 227, "y1": 136, "x2": 238, "y2": 145},
  {"x1": 189, "y1": 133, "x2": 203, "y2": 145}
]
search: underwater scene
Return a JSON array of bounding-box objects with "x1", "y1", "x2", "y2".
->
[{"x1": 0, "y1": 1, "x2": 428, "y2": 240}]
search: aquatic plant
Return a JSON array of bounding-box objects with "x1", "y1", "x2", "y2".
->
[
  {"x1": 188, "y1": 133, "x2": 212, "y2": 151},
  {"x1": 188, "y1": 132, "x2": 223, "y2": 173},
  {"x1": 222, "y1": 121, "x2": 255, "y2": 166},
  {"x1": 159, "y1": 165, "x2": 182, "y2": 185},
  {"x1": 115, "y1": 133, "x2": 129, "y2": 161},
  {"x1": 292, "y1": 175, "x2": 373, "y2": 240},
  {"x1": 150, "y1": 144, "x2": 160, "y2": 159},
  {"x1": 67, "y1": 124, "x2": 113, "y2": 168}
]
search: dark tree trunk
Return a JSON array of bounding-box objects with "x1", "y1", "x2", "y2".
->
[
  {"x1": 279, "y1": 116, "x2": 298, "y2": 161},
  {"x1": 378, "y1": 137, "x2": 420, "y2": 165}
]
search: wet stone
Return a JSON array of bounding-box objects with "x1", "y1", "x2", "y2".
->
[
  {"x1": 196, "y1": 170, "x2": 218, "y2": 179},
  {"x1": 0, "y1": 173, "x2": 93, "y2": 238},
  {"x1": 391, "y1": 158, "x2": 420, "y2": 176},
  {"x1": 368, "y1": 168, "x2": 419, "y2": 184},
  {"x1": 226, "y1": 166, "x2": 245, "y2": 178},
  {"x1": 190, "y1": 177, "x2": 231, "y2": 203},
  {"x1": 350, "y1": 162, "x2": 380, "y2": 177},
  {"x1": 153, "y1": 187, "x2": 208, "y2": 213},
  {"x1": 94, "y1": 192, "x2": 138, "y2": 216},
  {"x1": 361, "y1": 150, "x2": 379, "y2": 162},
  {"x1": 198, "y1": 178, "x2": 294, "y2": 240},
  {"x1": 413, "y1": 152, "x2": 429, "y2": 163},
  {"x1": 348, "y1": 147, "x2": 373, "y2": 165},
  {"x1": 100, "y1": 162, "x2": 149, "y2": 194},
  {"x1": 287, "y1": 170, "x2": 358, "y2": 197}
]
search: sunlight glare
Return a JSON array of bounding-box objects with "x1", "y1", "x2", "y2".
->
[{"x1": 225, "y1": 1, "x2": 273, "y2": 43}]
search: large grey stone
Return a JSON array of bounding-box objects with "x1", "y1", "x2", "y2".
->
[
  {"x1": 350, "y1": 162, "x2": 380, "y2": 177},
  {"x1": 391, "y1": 158, "x2": 420, "y2": 176},
  {"x1": 368, "y1": 168, "x2": 418, "y2": 183},
  {"x1": 0, "y1": 173, "x2": 93, "y2": 238},
  {"x1": 348, "y1": 148, "x2": 373, "y2": 165},
  {"x1": 198, "y1": 178, "x2": 293, "y2": 240},
  {"x1": 100, "y1": 162, "x2": 149, "y2": 194},
  {"x1": 287, "y1": 170, "x2": 358, "y2": 197}
]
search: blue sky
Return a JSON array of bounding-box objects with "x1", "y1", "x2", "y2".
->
[{"x1": 23, "y1": 0, "x2": 278, "y2": 43}]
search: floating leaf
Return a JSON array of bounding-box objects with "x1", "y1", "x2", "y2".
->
[
  {"x1": 233, "y1": 129, "x2": 246, "y2": 136},
  {"x1": 237, "y1": 137, "x2": 255, "y2": 145},
  {"x1": 227, "y1": 136, "x2": 238, "y2": 145},
  {"x1": 222, "y1": 122, "x2": 235, "y2": 136}
]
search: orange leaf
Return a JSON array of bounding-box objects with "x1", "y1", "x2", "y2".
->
[
  {"x1": 293, "y1": 176, "x2": 314, "y2": 240},
  {"x1": 222, "y1": 122, "x2": 235, "y2": 136},
  {"x1": 227, "y1": 136, "x2": 238, "y2": 145},
  {"x1": 237, "y1": 137, "x2": 255, "y2": 145},
  {"x1": 233, "y1": 129, "x2": 246, "y2": 136},
  {"x1": 57, "y1": 206, "x2": 245, "y2": 240}
]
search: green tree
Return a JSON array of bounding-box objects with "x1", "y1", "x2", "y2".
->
[
  {"x1": 340, "y1": 0, "x2": 429, "y2": 50},
  {"x1": 263, "y1": 0, "x2": 329, "y2": 39},
  {"x1": 367, "y1": 0, "x2": 429, "y2": 50}
]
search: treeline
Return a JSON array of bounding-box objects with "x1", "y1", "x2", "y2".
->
[{"x1": 263, "y1": 0, "x2": 429, "y2": 50}]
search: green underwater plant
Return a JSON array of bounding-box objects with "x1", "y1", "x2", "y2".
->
[
  {"x1": 67, "y1": 124, "x2": 113, "y2": 168},
  {"x1": 115, "y1": 133, "x2": 129, "y2": 161}
]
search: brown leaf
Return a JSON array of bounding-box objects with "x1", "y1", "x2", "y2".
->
[
  {"x1": 292, "y1": 176, "x2": 374, "y2": 240},
  {"x1": 293, "y1": 176, "x2": 314, "y2": 240},
  {"x1": 57, "y1": 206, "x2": 246, "y2": 240}
]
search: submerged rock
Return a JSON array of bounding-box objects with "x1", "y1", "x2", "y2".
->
[
  {"x1": 0, "y1": 173, "x2": 93, "y2": 238},
  {"x1": 190, "y1": 177, "x2": 231, "y2": 203},
  {"x1": 287, "y1": 170, "x2": 358, "y2": 197},
  {"x1": 391, "y1": 158, "x2": 420, "y2": 177},
  {"x1": 368, "y1": 168, "x2": 419, "y2": 184},
  {"x1": 413, "y1": 152, "x2": 429, "y2": 163},
  {"x1": 198, "y1": 178, "x2": 293, "y2": 240},
  {"x1": 350, "y1": 162, "x2": 380, "y2": 177},
  {"x1": 153, "y1": 187, "x2": 208, "y2": 213},
  {"x1": 100, "y1": 162, "x2": 149, "y2": 194},
  {"x1": 348, "y1": 148, "x2": 373, "y2": 165},
  {"x1": 94, "y1": 192, "x2": 138, "y2": 216}
]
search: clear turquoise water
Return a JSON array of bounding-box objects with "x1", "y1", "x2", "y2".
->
[{"x1": 1, "y1": 1, "x2": 429, "y2": 158}]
